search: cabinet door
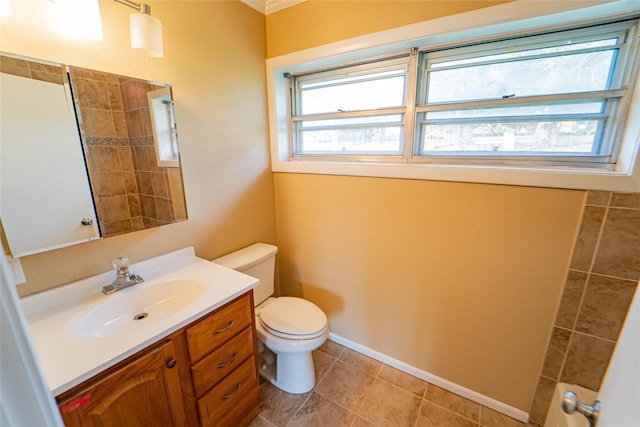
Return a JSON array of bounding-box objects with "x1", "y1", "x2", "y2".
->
[{"x1": 58, "y1": 341, "x2": 187, "y2": 427}]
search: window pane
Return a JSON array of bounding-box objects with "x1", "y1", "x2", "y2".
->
[
  {"x1": 298, "y1": 115, "x2": 403, "y2": 154},
  {"x1": 300, "y1": 74, "x2": 405, "y2": 114},
  {"x1": 427, "y1": 102, "x2": 604, "y2": 120},
  {"x1": 431, "y1": 39, "x2": 618, "y2": 69},
  {"x1": 420, "y1": 120, "x2": 604, "y2": 154},
  {"x1": 426, "y1": 50, "x2": 615, "y2": 103},
  {"x1": 302, "y1": 115, "x2": 403, "y2": 128},
  {"x1": 301, "y1": 69, "x2": 404, "y2": 89}
]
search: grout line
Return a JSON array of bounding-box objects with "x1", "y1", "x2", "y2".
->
[
  {"x1": 586, "y1": 271, "x2": 640, "y2": 283},
  {"x1": 257, "y1": 414, "x2": 277, "y2": 427},
  {"x1": 413, "y1": 396, "x2": 425, "y2": 427},
  {"x1": 586, "y1": 192, "x2": 611, "y2": 274},
  {"x1": 315, "y1": 350, "x2": 340, "y2": 385},
  {"x1": 571, "y1": 330, "x2": 618, "y2": 344},
  {"x1": 284, "y1": 390, "x2": 314, "y2": 427},
  {"x1": 374, "y1": 373, "x2": 423, "y2": 398}
]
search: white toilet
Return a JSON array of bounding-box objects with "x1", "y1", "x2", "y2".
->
[{"x1": 213, "y1": 243, "x2": 329, "y2": 394}]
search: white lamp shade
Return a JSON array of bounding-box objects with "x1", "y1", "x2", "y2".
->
[{"x1": 130, "y1": 12, "x2": 163, "y2": 58}]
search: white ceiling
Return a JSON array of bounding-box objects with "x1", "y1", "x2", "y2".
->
[{"x1": 240, "y1": 0, "x2": 305, "y2": 15}]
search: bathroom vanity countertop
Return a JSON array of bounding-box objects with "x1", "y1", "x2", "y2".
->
[{"x1": 20, "y1": 247, "x2": 259, "y2": 396}]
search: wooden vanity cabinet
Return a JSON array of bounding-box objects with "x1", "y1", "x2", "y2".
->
[
  {"x1": 56, "y1": 291, "x2": 260, "y2": 427},
  {"x1": 56, "y1": 339, "x2": 189, "y2": 427}
]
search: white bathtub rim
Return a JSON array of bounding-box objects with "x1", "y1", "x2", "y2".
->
[{"x1": 544, "y1": 382, "x2": 598, "y2": 427}]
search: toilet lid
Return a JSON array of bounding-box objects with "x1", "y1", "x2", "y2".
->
[{"x1": 258, "y1": 297, "x2": 327, "y2": 337}]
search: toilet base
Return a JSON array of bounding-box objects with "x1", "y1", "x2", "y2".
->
[{"x1": 258, "y1": 343, "x2": 316, "y2": 394}]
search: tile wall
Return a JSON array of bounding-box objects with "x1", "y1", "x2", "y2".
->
[
  {"x1": 69, "y1": 67, "x2": 176, "y2": 237},
  {"x1": 0, "y1": 54, "x2": 66, "y2": 85},
  {"x1": 529, "y1": 191, "x2": 640, "y2": 425}
]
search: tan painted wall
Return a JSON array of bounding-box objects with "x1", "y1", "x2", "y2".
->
[
  {"x1": 275, "y1": 173, "x2": 584, "y2": 410},
  {"x1": 0, "y1": 1, "x2": 276, "y2": 296},
  {"x1": 267, "y1": 0, "x2": 586, "y2": 411},
  {"x1": 266, "y1": 0, "x2": 513, "y2": 57}
]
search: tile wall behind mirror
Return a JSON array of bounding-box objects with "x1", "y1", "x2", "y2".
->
[{"x1": 0, "y1": 52, "x2": 188, "y2": 259}]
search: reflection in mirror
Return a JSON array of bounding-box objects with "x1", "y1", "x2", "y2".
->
[
  {"x1": 68, "y1": 66, "x2": 187, "y2": 238},
  {"x1": 0, "y1": 52, "x2": 189, "y2": 259},
  {"x1": 148, "y1": 87, "x2": 179, "y2": 168},
  {"x1": 0, "y1": 54, "x2": 100, "y2": 257}
]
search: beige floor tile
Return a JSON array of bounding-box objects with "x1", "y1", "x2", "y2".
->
[
  {"x1": 351, "y1": 416, "x2": 377, "y2": 427},
  {"x1": 416, "y1": 401, "x2": 479, "y2": 427},
  {"x1": 256, "y1": 380, "x2": 310, "y2": 426},
  {"x1": 313, "y1": 349, "x2": 337, "y2": 382},
  {"x1": 377, "y1": 365, "x2": 428, "y2": 397},
  {"x1": 248, "y1": 414, "x2": 276, "y2": 427},
  {"x1": 314, "y1": 359, "x2": 377, "y2": 411},
  {"x1": 288, "y1": 392, "x2": 356, "y2": 427},
  {"x1": 357, "y1": 379, "x2": 422, "y2": 427},
  {"x1": 251, "y1": 346, "x2": 537, "y2": 427},
  {"x1": 479, "y1": 406, "x2": 525, "y2": 427},
  {"x1": 319, "y1": 339, "x2": 347, "y2": 358},
  {"x1": 425, "y1": 384, "x2": 480, "y2": 422},
  {"x1": 339, "y1": 347, "x2": 383, "y2": 377}
]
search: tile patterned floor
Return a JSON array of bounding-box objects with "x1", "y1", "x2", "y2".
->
[{"x1": 249, "y1": 340, "x2": 541, "y2": 427}]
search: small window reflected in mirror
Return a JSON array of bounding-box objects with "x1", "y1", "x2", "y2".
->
[{"x1": 147, "y1": 87, "x2": 179, "y2": 167}]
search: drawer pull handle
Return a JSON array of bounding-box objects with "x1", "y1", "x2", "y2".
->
[
  {"x1": 213, "y1": 320, "x2": 234, "y2": 335},
  {"x1": 221, "y1": 383, "x2": 240, "y2": 400},
  {"x1": 166, "y1": 359, "x2": 177, "y2": 369},
  {"x1": 217, "y1": 352, "x2": 238, "y2": 369}
]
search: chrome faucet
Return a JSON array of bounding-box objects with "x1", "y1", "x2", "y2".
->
[{"x1": 101, "y1": 257, "x2": 144, "y2": 295}]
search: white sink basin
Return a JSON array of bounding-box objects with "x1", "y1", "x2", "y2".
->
[
  {"x1": 20, "y1": 247, "x2": 259, "y2": 395},
  {"x1": 72, "y1": 279, "x2": 205, "y2": 338}
]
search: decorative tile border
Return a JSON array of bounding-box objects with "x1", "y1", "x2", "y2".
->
[{"x1": 84, "y1": 136, "x2": 154, "y2": 147}]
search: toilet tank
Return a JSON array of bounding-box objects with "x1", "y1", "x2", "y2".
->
[{"x1": 212, "y1": 243, "x2": 278, "y2": 306}]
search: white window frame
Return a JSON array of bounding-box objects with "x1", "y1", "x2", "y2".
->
[
  {"x1": 413, "y1": 21, "x2": 636, "y2": 168},
  {"x1": 266, "y1": 0, "x2": 640, "y2": 192},
  {"x1": 290, "y1": 56, "x2": 411, "y2": 160}
]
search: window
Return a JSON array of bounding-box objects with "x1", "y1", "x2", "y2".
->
[
  {"x1": 288, "y1": 19, "x2": 639, "y2": 170},
  {"x1": 291, "y1": 57, "x2": 409, "y2": 157}
]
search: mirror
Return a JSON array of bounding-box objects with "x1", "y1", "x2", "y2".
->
[
  {"x1": 0, "y1": 53, "x2": 188, "y2": 257},
  {"x1": 68, "y1": 65, "x2": 187, "y2": 238}
]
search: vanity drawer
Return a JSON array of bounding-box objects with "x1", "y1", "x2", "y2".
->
[
  {"x1": 190, "y1": 326, "x2": 254, "y2": 397},
  {"x1": 186, "y1": 293, "x2": 252, "y2": 363},
  {"x1": 196, "y1": 356, "x2": 260, "y2": 427}
]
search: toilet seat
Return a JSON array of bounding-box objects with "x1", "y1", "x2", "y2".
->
[{"x1": 258, "y1": 297, "x2": 327, "y2": 340}]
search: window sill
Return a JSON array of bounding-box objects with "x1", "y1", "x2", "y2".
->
[{"x1": 272, "y1": 158, "x2": 640, "y2": 191}]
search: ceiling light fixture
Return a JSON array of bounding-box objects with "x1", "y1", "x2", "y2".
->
[{"x1": 113, "y1": 0, "x2": 163, "y2": 57}]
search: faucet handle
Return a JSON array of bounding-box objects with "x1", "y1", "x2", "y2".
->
[{"x1": 113, "y1": 257, "x2": 130, "y2": 275}]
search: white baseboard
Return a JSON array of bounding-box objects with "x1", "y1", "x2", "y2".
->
[{"x1": 328, "y1": 332, "x2": 530, "y2": 424}]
